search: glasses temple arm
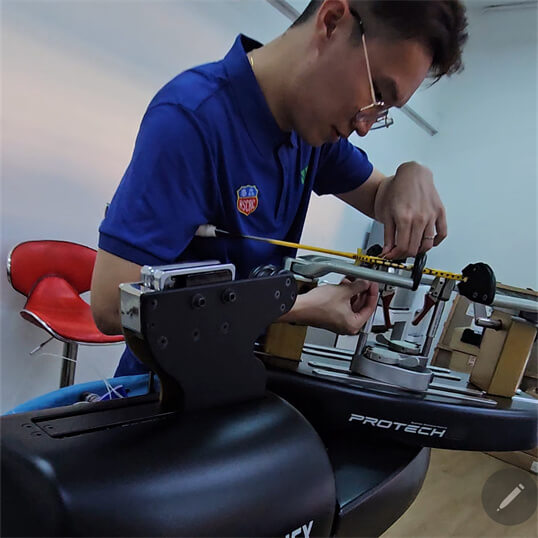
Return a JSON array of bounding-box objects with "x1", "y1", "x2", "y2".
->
[{"x1": 361, "y1": 33, "x2": 377, "y2": 104}]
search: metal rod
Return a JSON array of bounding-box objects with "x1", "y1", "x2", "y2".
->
[
  {"x1": 429, "y1": 365, "x2": 452, "y2": 373},
  {"x1": 305, "y1": 348, "x2": 355, "y2": 361},
  {"x1": 289, "y1": 257, "x2": 417, "y2": 288},
  {"x1": 289, "y1": 257, "x2": 538, "y2": 314},
  {"x1": 483, "y1": 1, "x2": 537, "y2": 12},
  {"x1": 431, "y1": 372, "x2": 462, "y2": 381},
  {"x1": 400, "y1": 105, "x2": 439, "y2": 136},
  {"x1": 60, "y1": 342, "x2": 78, "y2": 388},
  {"x1": 424, "y1": 388, "x2": 497, "y2": 407},
  {"x1": 492, "y1": 294, "x2": 538, "y2": 313},
  {"x1": 265, "y1": 0, "x2": 300, "y2": 19},
  {"x1": 303, "y1": 343, "x2": 353, "y2": 359},
  {"x1": 421, "y1": 300, "x2": 446, "y2": 358},
  {"x1": 353, "y1": 310, "x2": 376, "y2": 358},
  {"x1": 475, "y1": 318, "x2": 503, "y2": 329},
  {"x1": 30, "y1": 336, "x2": 54, "y2": 355},
  {"x1": 429, "y1": 381, "x2": 485, "y2": 397}
]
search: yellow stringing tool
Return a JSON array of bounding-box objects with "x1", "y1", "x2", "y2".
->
[{"x1": 198, "y1": 226, "x2": 465, "y2": 282}]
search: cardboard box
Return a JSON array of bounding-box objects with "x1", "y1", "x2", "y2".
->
[
  {"x1": 262, "y1": 280, "x2": 316, "y2": 361},
  {"x1": 448, "y1": 327, "x2": 480, "y2": 356},
  {"x1": 264, "y1": 322, "x2": 307, "y2": 361},
  {"x1": 437, "y1": 295, "x2": 474, "y2": 348},
  {"x1": 524, "y1": 339, "x2": 538, "y2": 380},
  {"x1": 431, "y1": 347, "x2": 452, "y2": 369},
  {"x1": 449, "y1": 351, "x2": 477, "y2": 374},
  {"x1": 470, "y1": 311, "x2": 537, "y2": 397}
]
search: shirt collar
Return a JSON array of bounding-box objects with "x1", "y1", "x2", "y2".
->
[{"x1": 223, "y1": 34, "x2": 298, "y2": 155}]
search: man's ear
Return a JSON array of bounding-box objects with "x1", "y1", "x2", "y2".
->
[{"x1": 315, "y1": 0, "x2": 347, "y2": 40}]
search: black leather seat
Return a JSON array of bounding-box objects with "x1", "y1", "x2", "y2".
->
[
  {"x1": 1, "y1": 393, "x2": 336, "y2": 537},
  {"x1": 2, "y1": 267, "x2": 431, "y2": 537},
  {"x1": 1, "y1": 390, "x2": 429, "y2": 537}
]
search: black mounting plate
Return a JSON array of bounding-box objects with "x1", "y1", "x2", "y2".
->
[{"x1": 126, "y1": 273, "x2": 297, "y2": 411}]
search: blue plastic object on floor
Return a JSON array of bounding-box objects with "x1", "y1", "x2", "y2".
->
[{"x1": 5, "y1": 374, "x2": 153, "y2": 415}]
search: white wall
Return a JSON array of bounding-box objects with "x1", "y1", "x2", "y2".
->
[
  {"x1": 422, "y1": 6, "x2": 537, "y2": 288},
  {"x1": 2, "y1": 1, "x2": 536, "y2": 412},
  {"x1": 1, "y1": 0, "x2": 290, "y2": 413},
  {"x1": 315, "y1": 4, "x2": 537, "y2": 290}
]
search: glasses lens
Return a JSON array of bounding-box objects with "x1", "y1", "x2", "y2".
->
[{"x1": 355, "y1": 109, "x2": 394, "y2": 130}]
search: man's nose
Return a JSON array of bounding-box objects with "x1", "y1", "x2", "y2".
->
[{"x1": 355, "y1": 118, "x2": 375, "y2": 137}]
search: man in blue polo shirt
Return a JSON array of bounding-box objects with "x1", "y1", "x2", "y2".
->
[{"x1": 91, "y1": 0, "x2": 468, "y2": 376}]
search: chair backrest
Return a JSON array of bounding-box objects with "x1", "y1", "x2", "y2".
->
[{"x1": 7, "y1": 240, "x2": 97, "y2": 296}]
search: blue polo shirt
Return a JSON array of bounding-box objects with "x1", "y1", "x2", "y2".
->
[{"x1": 99, "y1": 34, "x2": 373, "y2": 376}]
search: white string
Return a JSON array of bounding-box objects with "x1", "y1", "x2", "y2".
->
[{"x1": 35, "y1": 352, "x2": 125, "y2": 399}]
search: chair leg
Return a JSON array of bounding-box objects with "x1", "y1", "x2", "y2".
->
[{"x1": 60, "y1": 342, "x2": 78, "y2": 388}]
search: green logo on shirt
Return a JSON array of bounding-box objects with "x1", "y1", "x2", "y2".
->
[{"x1": 300, "y1": 166, "x2": 308, "y2": 184}]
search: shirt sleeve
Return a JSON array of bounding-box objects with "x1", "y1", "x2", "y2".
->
[
  {"x1": 98, "y1": 104, "x2": 219, "y2": 265},
  {"x1": 313, "y1": 138, "x2": 374, "y2": 196}
]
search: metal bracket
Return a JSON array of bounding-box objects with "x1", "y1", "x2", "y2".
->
[{"x1": 120, "y1": 262, "x2": 297, "y2": 411}]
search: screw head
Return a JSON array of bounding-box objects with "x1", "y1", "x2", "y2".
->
[
  {"x1": 221, "y1": 288, "x2": 237, "y2": 303},
  {"x1": 191, "y1": 293, "x2": 206, "y2": 309}
]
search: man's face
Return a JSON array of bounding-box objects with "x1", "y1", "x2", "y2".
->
[{"x1": 292, "y1": 6, "x2": 433, "y2": 146}]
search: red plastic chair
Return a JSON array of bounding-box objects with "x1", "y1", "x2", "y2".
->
[{"x1": 7, "y1": 240, "x2": 124, "y2": 387}]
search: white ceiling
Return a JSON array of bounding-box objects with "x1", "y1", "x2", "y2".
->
[{"x1": 275, "y1": 0, "x2": 537, "y2": 18}]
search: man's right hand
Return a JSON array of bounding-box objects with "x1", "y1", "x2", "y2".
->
[{"x1": 279, "y1": 279, "x2": 379, "y2": 335}]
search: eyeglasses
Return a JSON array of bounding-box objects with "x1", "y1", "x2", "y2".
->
[{"x1": 349, "y1": 7, "x2": 394, "y2": 130}]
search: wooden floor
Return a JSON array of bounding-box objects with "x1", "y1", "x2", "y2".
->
[{"x1": 381, "y1": 449, "x2": 538, "y2": 538}]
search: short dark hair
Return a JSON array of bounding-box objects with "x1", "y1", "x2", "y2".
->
[{"x1": 292, "y1": 1, "x2": 468, "y2": 81}]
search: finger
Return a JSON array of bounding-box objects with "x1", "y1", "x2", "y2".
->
[
  {"x1": 387, "y1": 216, "x2": 411, "y2": 260},
  {"x1": 365, "y1": 281, "x2": 379, "y2": 303},
  {"x1": 408, "y1": 221, "x2": 426, "y2": 257},
  {"x1": 347, "y1": 278, "x2": 371, "y2": 296},
  {"x1": 351, "y1": 281, "x2": 379, "y2": 313},
  {"x1": 434, "y1": 207, "x2": 448, "y2": 246},
  {"x1": 381, "y1": 219, "x2": 396, "y2": 258},
  {"x1": 419, "y1": 222, "x2": 436, "y2": 253},
  {"x1": 350, "y1": 291, "x2": 366, "y2": 313},
  {"x1": 351, "y1": 283, "x2": 379, "y2": 330}
]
